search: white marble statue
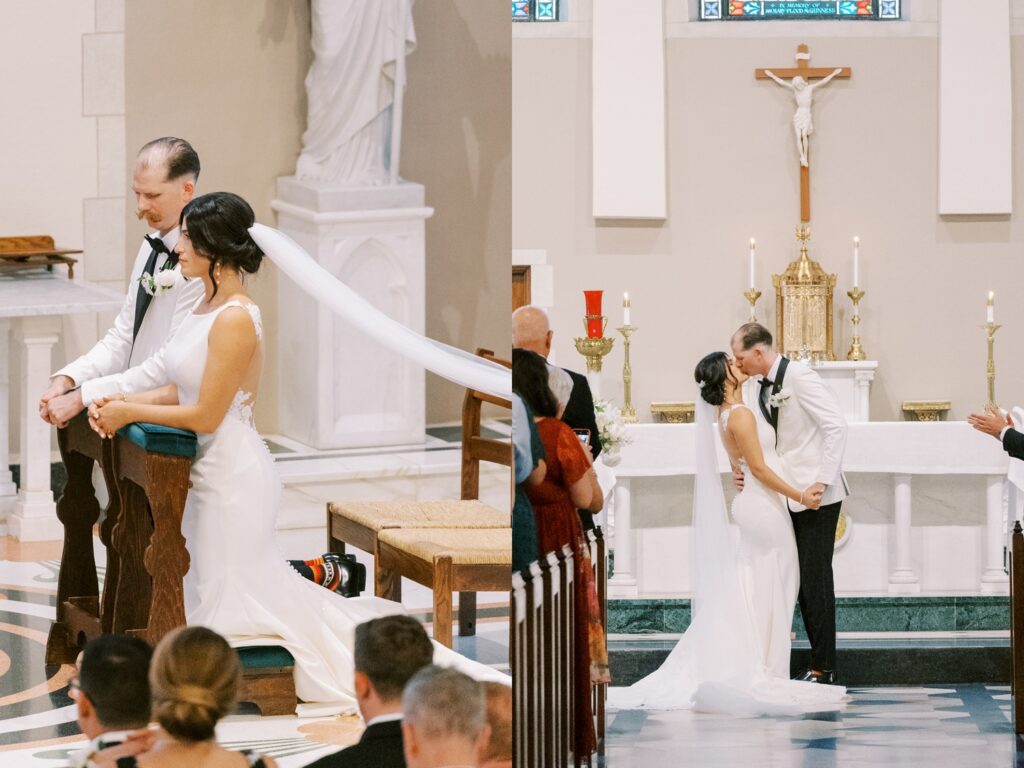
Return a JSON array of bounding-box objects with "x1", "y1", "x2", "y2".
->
[
  {"x1": 296, "y1": 0, "x2": 416, "y2": 186},
  {"x1": 763, "y1": 67, "x2": 843, "y2": 167}
]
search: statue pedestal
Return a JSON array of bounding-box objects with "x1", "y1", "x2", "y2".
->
[{"x1": 272, "y1": 177, "x2": 433, "y2": 449}]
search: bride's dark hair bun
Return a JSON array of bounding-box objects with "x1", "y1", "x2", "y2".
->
[
  {"x1": 695, "y1": 352, "x2": 730, "y2": 406},
  {"x1": 180, "y1": 192, "x2": 263, "y2": 297}
]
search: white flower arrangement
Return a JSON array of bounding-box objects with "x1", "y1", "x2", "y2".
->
[
  {"x1": 768, "y1": 389, "x2": 792, "y2": 408},
  {"x1": 139, "y1": 264, "x2": 180, "y2": 296},
  {"x1": 595, "y1": 399, "x2": 631, "y2": 453}
]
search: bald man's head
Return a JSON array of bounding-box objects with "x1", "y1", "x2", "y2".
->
[{"x1": 512, "y1": 305, "x2": 552, "y2": 357}]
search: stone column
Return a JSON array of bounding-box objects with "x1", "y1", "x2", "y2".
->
[
  {"x1": 11, "y1": 317, "x2": 61, "y2": 541},
  {"x1": 980, "y1": 475, "x2": 1009, "y2": 594},
  {"x1": 0, "y1": 320, "x2": 18, "y2": 529},
  {"x1": 888, "y1": 474, "x2": 920, "y2": 593},
  {"x1": 607, "y1": 477, "x2": 637, "y2": 597},
  {"x1": 854, "y1": 368, "x2": 875, "y2": 422}
]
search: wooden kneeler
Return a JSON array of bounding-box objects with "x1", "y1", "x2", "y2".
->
[{"x1": 376, "y1": 528, "x2": 512, "y2": 647}]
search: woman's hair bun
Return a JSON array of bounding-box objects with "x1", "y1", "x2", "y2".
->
[{"x1": 694, "y1": 352, "x2": 729, "y2": 407}]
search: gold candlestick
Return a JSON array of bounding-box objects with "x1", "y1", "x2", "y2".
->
[
  {"x1": 981, "y1": 321, "x2": 1002, "y2": 412},
  {"x1": 743, "y1": 288, "x2": 762, "y2": 322},
  {"x1": 574, "y1": 315, "x2": 615, "y2": 373},
  {"x1": 846, "y1": 287, "x2": 866, "y2": 361},
  {"x1": 617, "y1": 325, "x2": 638, "y2": 423}
]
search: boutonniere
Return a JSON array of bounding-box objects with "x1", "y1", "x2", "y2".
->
[
  {"x1": 138, "y1": 263, "x2": 180, "y2": 296},
  {"x1": 768, "y1": 389, "x2": 792, "y2": 408}
]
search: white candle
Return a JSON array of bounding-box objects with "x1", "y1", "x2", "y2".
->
[
  {"x1": 987, "y1": 291, "x2": 994, "y2": 324},
  {"x1": 748, "y1": 238, "x2": 756, "y2": 289},
  {"x1": 623, "y1": 292, "x2": 631, "y2": 326},
  {"x1": 853, "y1": 236, "x2": 860, "y2": 288}
]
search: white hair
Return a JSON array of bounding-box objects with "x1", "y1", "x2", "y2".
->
[
  {"x1": 546, "y1": 364, "x2": 574, "y2": 409},
  {"x1": 402, "y1": 665, "x2": 485, "y2": 741}
]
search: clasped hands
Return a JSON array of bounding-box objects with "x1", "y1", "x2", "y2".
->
[
  {"x1": 87, "y1": 396, "x2": 132, "y2": 438},
  {"x1": 38, "y1": 375, "x2": 84, "y2": 428}
]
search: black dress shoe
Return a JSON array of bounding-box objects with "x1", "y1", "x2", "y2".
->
[{"x1": 794, "y1": 669, "x2": 838, "y2": 685}]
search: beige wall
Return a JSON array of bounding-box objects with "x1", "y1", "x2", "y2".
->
[
  {"x1": 405, "y1": 1, "x2": 512, "y2": 423},
  {"x1": 513, "y1": 23, "x2": 1024, "y2": 421},
  {"x1": 125, "y1": 0, "x2": 311, "y2": 432}
]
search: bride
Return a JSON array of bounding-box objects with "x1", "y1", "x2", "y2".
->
[
  {"x1": 608, "y1": 351, "x2": 847, "y2": 714},
  {"x1": 87, "y1": 191, "x2": 506, "y2": 712}
]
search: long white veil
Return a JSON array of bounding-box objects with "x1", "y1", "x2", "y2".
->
[{"x1": 248, "y1": 223, "x2": 511, "y2": 399}]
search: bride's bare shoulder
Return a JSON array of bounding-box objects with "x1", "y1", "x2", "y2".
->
[{"x1": 725, "y1": 404, "x2": 755, "y2": 433}]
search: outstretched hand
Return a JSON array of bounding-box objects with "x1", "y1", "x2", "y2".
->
[{"x1": 968, "y1": 410, "x2": 1012, "y2": 440}]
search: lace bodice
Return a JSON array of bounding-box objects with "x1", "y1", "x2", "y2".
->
[{"x1": 163, "y1": 299, "x2": 263, "y2": 431}]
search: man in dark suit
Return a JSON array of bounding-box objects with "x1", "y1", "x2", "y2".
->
[
  {"x1": 969, "y1": 409, "x2": 1024, "y2": 458},
  {"x1": 306, "y1": 615, "x2": 434, "y2": 768},
  {"x1": 513, "y1": 305, "x2": 603, "y2": 528}
]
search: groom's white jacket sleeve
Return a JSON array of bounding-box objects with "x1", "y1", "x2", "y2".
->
[{"x1": 790, "y1": 365, "x2": 847, "y2": 486}]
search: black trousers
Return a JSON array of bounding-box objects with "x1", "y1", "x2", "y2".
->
[{"x1": 790, "y1": 500, "x2": 842, "y2": 672}]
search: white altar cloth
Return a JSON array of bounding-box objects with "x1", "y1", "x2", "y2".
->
[
  {"x1": 606, "y1": 421, "x2": 1012, "y2": 598},
  {"x1": 0, "y1": 273, "x2": 123, "y2": 540}
]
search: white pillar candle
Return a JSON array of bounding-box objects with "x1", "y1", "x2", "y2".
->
[
  {"x1": 623, "y1": 292, "x2": 631, "y2": 326},
  {"x1": 853, "y1": 236, "x2": 860, "y2": 288},
  {"x1": 748, "y1": 238, "x2": 756, "y2": 289},
  {"x1": 987, "y1": 291, "x2": 994, "y2": 323}
]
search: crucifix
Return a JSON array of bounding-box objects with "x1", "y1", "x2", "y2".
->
[{"x1": 756, "y1": 44, "x2": 852, "y2": 223}]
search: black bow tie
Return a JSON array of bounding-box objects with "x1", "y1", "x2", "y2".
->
[
  {"x1": 144, "y1": 234, "x2": 170, "y2": 255},
  {"x1": 760, "y1": 377, "x2": 775, "y2": 389}
]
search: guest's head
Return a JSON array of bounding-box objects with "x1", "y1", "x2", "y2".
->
[
  {"x1": 512, "y1": 349, "x2": 558, "y2": 418},
  {"x1": 177, "y1": 192, "x2": 263, "y2": 298},
  {"x1": 546, "y1": 364, "x2": 573, "y2": 418},
  {"x1": 512, "y1": 305, "x2": 553, "y2": 357},
  {"x1": 730, "y1": 322, "x2": 777, "y2": 378},
  {"x1": 353, "y1": 615, "x2": 434, "y2": 722},
  {"x1": 695, "y1": 351, "x2": 747, "y2": 407},
  {"x1": 73, "y1": 635, "x2": 153, "y2": 740},
  {"x1": 133, "y1": 137, "x2": 200, "y2": 233},
  {"x1": 150, "y1": 626, "x2": 241, "y2": 743},
  {"x1": 401, "y1": 666, "x2": 490, "y2": 768},
  {"x1": 480, "y1": 682, "x2": 512, "y2": 768}
]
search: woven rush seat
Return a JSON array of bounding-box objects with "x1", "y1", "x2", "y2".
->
[
  {"x1": 376, "y1": 528, "x2": 512, "y2": 563},
  {"x1": 328, "y1": 499, "x2": 508, "y2": 533},
  {"x1": 376, "y1": 527, "x2": 512, "y2": 647}
]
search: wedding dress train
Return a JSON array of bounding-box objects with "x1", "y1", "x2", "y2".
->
[
  {"x1": 119, "y1": 298, "x2": 507, "y2": 714},
  {"x1": 607, "y1": 400, "x2": 846, "y2": 715}
]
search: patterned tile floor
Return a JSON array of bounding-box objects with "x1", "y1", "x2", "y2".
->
[
  {"x1": 0, "y1": 537, "x2": 510, "y2": 767},
  {"x1": 607, "y1": 685, "x2": 1024, "y2": 767}
]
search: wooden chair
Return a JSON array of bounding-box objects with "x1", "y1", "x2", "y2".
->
[{"x1": 327, "y1": 349, "x2": 512, "y2": 638}]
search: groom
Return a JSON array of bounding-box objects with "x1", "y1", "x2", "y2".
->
[{"x1": 731, "y1": 322, "x2": 848, "y2": 684}]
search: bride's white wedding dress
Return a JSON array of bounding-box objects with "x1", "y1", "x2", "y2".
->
[
  {"x1": 117, "y1": 298, "x2": 507, "y2": 713},
  {"x1": 607, "y1": 399, "x2": 846, "y2": 714}
]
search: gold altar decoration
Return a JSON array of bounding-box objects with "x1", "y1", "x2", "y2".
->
[
  {"x1": 743, "y1": 288, "x2": 762, "y2": 323},
  {"x1": 901, "y1": 401, "x2": 951, "y2": 422},
  {"x1": 574, "y1": 317, "x2": 615, "y2": 373},
  {"x1": 617, "y1": 325, "x2": 638, "y2": 423},
  {"x1": 982, "y1": 320, "x2": 1001, "y2": 413},
  {"x1": 846, "y1": 287, "x2": 866, "y2": 361},
  {"x1": 834, "y1": 511, "x2": 851, "y2": 548},
  {"x1": 650, "y1": 402, "x2": 695, "y2": 424},
  {"x1": 772, "y1": 226, "x2": 836, "y2": 362}
]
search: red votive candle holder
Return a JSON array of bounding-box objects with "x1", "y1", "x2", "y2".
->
[{"x1": 584, "y1": 290, "x2": 604, "y2": 338}]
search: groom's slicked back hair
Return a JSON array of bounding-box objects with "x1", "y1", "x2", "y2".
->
[
  {"x1": 138, "y1": 137, "x2": 201, "y2": 182},
  {"x1": 736, "y1": 322, "x2": 773, "y2": 350}
]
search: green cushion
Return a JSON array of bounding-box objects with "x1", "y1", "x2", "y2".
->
[
  {"x1": 117, "y1": 422, "x2": 198, "y2": 458},
  {"x1": 236, "y1": 645, "x2": 295, "y2": 669}
]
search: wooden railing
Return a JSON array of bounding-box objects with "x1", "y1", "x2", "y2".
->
[
  {"x1": 45, "y1": 413, "x2": 192, "y2": 663},
  {"x1": 512, "y1": 527, "x2": 608, "y2": 768}
]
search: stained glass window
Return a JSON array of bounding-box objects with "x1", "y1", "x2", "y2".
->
[
  {"x1": 700, "y1": 0, "x2": 900, "y2": 20},
  {"x1": 512, "y1": 0, "x2": 561, "y2": 22}
]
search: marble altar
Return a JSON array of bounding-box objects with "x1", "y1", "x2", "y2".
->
[{"x1": 0, "y1": 273, "x2": 122, "y2": 540}]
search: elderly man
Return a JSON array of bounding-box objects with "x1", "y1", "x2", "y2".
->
[
  {"x1": 68, "y1": 635, "x2": 153, "y2": 768},
  {"x1": 40, "y1": 137, "x2": 204, "y2": 427},
  {"x1": 513, "y1": 305, "x2": 602, "y2": 529},
  {"x1": 401, "y1": 666, "x2": 490, "y2": 768},
  {"x1": 307, "y1": 615, "x2": 434, "y2": 768}
]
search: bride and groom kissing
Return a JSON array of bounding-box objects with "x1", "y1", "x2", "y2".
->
[{"x1": 610, "y1": 322, "x2": 849, "y2": 714}]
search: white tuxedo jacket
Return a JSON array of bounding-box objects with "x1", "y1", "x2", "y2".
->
[
  {"x1": 53, "y1": 228, "x2": 204, "y2": 405},
  {"x1": 764, "y1": 358, "x2": 849, "y2": 512}
]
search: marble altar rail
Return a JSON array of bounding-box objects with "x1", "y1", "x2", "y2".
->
[{"x1": 605, "y1": 422, "x2": 1015, "y2": 598}]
